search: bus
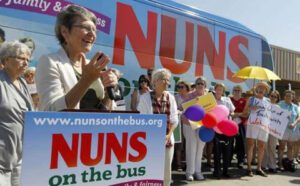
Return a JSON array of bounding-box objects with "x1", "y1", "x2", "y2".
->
[{"x1": 0, "y1": 0, "x2": 273, "y2": 109}]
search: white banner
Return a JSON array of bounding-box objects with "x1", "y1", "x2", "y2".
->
[
  {"x1": 247, "y1": 98, "x2": 290, "y2": 139},
  {"x1": 269, "y1": 105, "x2": 290, "y2": 139}
]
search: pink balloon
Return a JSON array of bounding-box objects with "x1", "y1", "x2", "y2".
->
[
  {"x1": 217, "y1": 119, "x2": 238, "y2": 137},
  {"x1": 211, "y1": 105, "x2": 230, "y2": 122}
]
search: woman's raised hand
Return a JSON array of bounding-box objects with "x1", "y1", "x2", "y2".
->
[{"x1": 80, "y1": 52, "x2": 110, "y2": 83}]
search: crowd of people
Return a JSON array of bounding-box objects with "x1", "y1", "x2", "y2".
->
[{"x1": 0, "y1": 4, "x2": 300, "y2": 186}]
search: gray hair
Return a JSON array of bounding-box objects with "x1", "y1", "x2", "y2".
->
[
  {"x1": 111, "y1": 68, "x2": 123, "y2": 79},
  {"x1": 195, "y1": 76, "x2": 207, "y2": 87},
  {"x1": 151, "y1": 68, "x2": 171, "y2": 85},
  {"x1": 232, "y1": 85, "x2": 243, "y2": 93},
  {"x1": 55, "y1": 4, "x2": 97, "y2": 46},
  {"x1": 19, "y1": 37, "x2": 36, "y2": 53},
  {"x1": 0, "y1": 41, "x2": 31, "y2": 63}
]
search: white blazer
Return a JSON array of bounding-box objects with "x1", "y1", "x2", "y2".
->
[{"x1": 35, "y1": 48, "x2": 104, "y2": 111}]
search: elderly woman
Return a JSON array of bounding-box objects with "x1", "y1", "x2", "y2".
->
[
  {"x1": 243, "y1": 82, "x2": 270, "y2": 177},
  {"x1": 278, "y1": 90, "x2": 300, "y2": 169},
  {"x1": 137, "y1": 68, "x2": 178, "y2": 186},
  {"x1": 36, "y1": 5, "x2": 117, "y2": 111},
  {"x1": 180, "y1": 77, "x2": 207, "y2": 181},
  {"x1": 174, "y1": 80, "x2": 191, "y2": 171},
  {"x1": 0, "y1": 41, "x2": 33, "y2": 186},
  {"x1": 262, "y1": 90, "x2": 280, "y2": 173},
  {"x1": 230, "y1": 85, "x2": 247, "y2": 169}
]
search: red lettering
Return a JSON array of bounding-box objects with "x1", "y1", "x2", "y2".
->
[
  {"x1": 159, "y1": 15, "x2": 193, "y2": 74},
  {"x1": 50, "y1": 133, "x2": 79, "y2": 169},
  {"x1": 80, "y1": 133, "x2": 104, "y2": 166},
  {"x1": 50, "y1": 132, "x2": 147, "y2": 169},
  {"x1": 196, "y1": 25, "x2": 226, "y2": 79},
  {"x1": 227, "y1": 35, "x2": 250, "y2": 83},
  {"x1": 129, "y1": 132, "x2": 147, "y2": 162},
  {"x1": 113, "y1": 2, "x2": 157, "y2": 69},
  {"x1": 105, "y1": 133, "x2": 128, "y2": 164}
]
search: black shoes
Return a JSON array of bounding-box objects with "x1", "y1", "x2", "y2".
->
[
  {"x1": 247, "y1": 169, "x2": 254, "y2": 177},
  {"x1": 268, "y1": 168, "x2": 277, "y2": 174},
  {"x1": 222, "y1": 173, "x2": 232, "y2": 179},
  {"x1": 256, "y1": 169, "x2": 268, "y2": 177},
  {"x1": 212, "y1": 172, "x2": 221, "y2": 179},
  {"x1": 237, "y1": 163, "x2": 244, "y2": 169}
]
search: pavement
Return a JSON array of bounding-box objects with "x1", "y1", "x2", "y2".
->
[{"x1": 171, "y1": 162, "x2": 300, "y2": 186}]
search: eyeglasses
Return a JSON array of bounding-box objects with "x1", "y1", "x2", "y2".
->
[
  {"x1": 139, "y1": 80, "x2": 148, "y2": 84},
  {"x1": 11, "y1": 56, "x2": 30, "y2": 63},
  {"x1": 233, "y1": 89, "x2": 241, "y2": 92},
  {"x1": 177, "y1": 85, "x2": 185, "y2": 89},
  {"x1": 270, "y1": 95, "x2": 278, "y2": 99},
  {"x1": 196, "y1": 82, "x2": 205, "y2": 86},
  {"x1": 160, "y1": 78, "x2": 170, "y2": 82},
  {"x1": 73, "y1": 24, "x2": 97, "y2": 33}
]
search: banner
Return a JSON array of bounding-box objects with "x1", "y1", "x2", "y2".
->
[
  {"x1": 21, "y1": 112, "x2": 166, "y2": 186},
  {"x1": 247, "y1": 98, "x2": 289, "y2": 139},
  {"x1": 0, "y1": 0, "x2": 111, "y2": 34},
  {"x1": 182, "y1": 92, "x2": 217, "y2": 112},
  {"x1": 181, "y1": 93, "x2": 217, "y2": 130},
  {"x1": 269, "y1": 105, "x2": 290, "y2": 139}
]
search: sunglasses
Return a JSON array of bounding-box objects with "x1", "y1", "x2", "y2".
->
[
  {"x1": 233, "y1": 89, "x2": 241, "y2": 92},
  {"x1": 139, "y1": 80, "x2": 148, "y2": 84},
  {"x1": 270, "y1": 95, "x2": 278, "y2": 99},
  {"x1": 177, "y1": 85, "x2": 185, "y2": 89},
  {"x1": 196, "y1": 82, "x2": 205, "y2": 86}
]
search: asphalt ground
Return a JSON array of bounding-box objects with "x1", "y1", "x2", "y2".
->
[{"x1": 171, "y1": 161, "x2": 300, "y2": 186}]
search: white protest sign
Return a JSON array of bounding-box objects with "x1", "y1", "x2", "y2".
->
[
  {"x1": 247, "y1": 98, "x2": 290, "y2": 139},
  {"x1": 269, "y1": 105, "x2": 290, "y2": 139},
  {"x1": 248, "y1": 98, "x2": 272, "y2": 133}
]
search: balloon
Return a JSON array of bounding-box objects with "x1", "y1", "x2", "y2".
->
[
  {"x1": 202, "y1": 112, "x2": 218, "y2": 128},
  {"x1": 211, "y1": 105, "x2": 230, "y2": 122},
  {"x1": 198, "y1": 126, "x2": 215, "y2": 142},
  {"x1": 213, "y1": 126, "x2": 223, "y2": 134},
  {"x1": 184, "y1": 105, "x2": 205, "y2": 121},
  {"x1": 217, "y1": 119, "x2": 238, "y2": 136}
]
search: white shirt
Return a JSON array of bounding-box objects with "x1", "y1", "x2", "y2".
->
[{"x1": 137, "y1": 91, "x2": 179, "y2": 144}]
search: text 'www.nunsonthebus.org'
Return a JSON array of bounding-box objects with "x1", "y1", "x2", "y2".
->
[{"x1": 32, "y1": 116, "x2": 163, "y2": 128}]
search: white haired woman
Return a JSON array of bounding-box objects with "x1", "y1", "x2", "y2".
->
[
  {"x1": 137, "y1": 68, "x2": 178, "y2": 186},
  {"x1": 0, "y1": 41, "x2": 33, "y2": 186}
]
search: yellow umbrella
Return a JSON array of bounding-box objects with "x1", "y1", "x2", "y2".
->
[{"x1": 233, "y1": 66, "x2": 281, "y2": 81}]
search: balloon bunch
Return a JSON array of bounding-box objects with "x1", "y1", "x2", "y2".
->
[{"x1": 184, "y1": 105, "x2": 238, "y2": 142}]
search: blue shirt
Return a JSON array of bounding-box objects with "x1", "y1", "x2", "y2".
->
[{"x1": 278, "y1": 101, "x2": 299, "y2": 131}]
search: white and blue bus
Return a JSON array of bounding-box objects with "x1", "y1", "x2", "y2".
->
[{"x1": 0, "y1": 0, "x2": 273, "y2": 108}]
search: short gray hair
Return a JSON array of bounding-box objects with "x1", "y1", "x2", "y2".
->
[
  {"x1": 195, "y1": 76, "x2": 207, "y2": 87},
  {"x1": 151, "y1": 68, "x2": 171, "y2": 85},
  {"x1": 232, "y1": 85, "x2": 243, "y2": 93},
  {"x1": 19, "y1": 37, "x2": 36, "y2": 52},
  {"x1": 55, "y1": 4, "x2": 97, "y2": 46},
  {"x1": 0, "y1": 41, "x2": 31, "y2": 63}
]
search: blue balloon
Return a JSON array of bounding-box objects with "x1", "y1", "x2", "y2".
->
[
  {"x1": 198, "y1": 126, "x2": 215, "y2": 142},
  {"x1": 184, "y1": 105, "x2": 205, "y2": 121}
]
